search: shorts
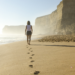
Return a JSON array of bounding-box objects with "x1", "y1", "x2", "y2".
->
[{"x1": 27, "y1": 31, "x2": 32, "y2": 35}]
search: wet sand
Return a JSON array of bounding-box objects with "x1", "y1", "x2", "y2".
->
[{"x1": 0, "y1": 40, "x2": 75, "y2": 75}]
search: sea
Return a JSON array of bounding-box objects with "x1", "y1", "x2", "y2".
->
[
  {"x1": 0, "y1": 35, "x2": 25, "y2": 45},
  {"x1": 0, "y1": 34, "x2": 42, "y2": 45}
]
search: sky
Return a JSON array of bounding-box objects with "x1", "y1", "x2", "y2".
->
[{"x1": 0, "y1": 0, "x2": 62, "y2": 34}]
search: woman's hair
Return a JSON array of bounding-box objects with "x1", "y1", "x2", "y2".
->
[{"x1": 27, "y1": 21, "x2": 30, "y2": 25}]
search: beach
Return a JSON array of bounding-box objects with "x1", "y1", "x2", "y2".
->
[{"x1": 0, "y1": 39, "x2": 75, "y2": 75}]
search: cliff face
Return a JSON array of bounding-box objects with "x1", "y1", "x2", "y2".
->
[
  {"x1": 35, "y1": 10, "x2": 58, "y2": 35},
  {"x1": 35, "y1": 0, "x2": 75, "y2": 35},
  {"x1": 62, "y1": 0, "x2": 75, "y2": 25},
  {"x1": 2, "y1": 25, "x2": 25, "y2": 35},
  {"x1": 60, "y1": 0, "x2": 75, "y2": 34}
]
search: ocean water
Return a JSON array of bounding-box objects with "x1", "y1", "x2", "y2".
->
[
  {"x1": 0, "y1": 34, "x2": 42, "y2": 45},
  {"x1": 0, "y1": 35, "x2": 26, "y2": 45}
]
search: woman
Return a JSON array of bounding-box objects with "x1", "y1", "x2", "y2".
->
[{"x1": 25, "y1": 21, "x2": 33, "y2": 45}]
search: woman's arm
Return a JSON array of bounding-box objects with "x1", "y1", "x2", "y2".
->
[
  {"x1": 25, "y1": 26, "x2": 27, "y2": 35},
  {"x1": 31, "y1": 26, "x2": 33, "y2": 34}
]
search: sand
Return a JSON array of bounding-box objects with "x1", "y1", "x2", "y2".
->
[{"x1": 0, "y1": 40, "x2": 75, "y2": 75}]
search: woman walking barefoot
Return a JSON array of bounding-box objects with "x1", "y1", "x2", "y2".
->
[{"x1": 25, "y1": 21, "x2": 33, "y2": 45}]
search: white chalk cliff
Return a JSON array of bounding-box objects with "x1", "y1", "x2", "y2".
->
[{"x1": 35, "y1": 0, "x2": 75, "y2": 35}]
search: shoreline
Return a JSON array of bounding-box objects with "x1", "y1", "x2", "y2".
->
[
  {"x1": 0, "y1": 34, "x2": 45, "y2": 45},
  {"x1": 1, "y1": 34, "x2": 75, "y2": 46}
]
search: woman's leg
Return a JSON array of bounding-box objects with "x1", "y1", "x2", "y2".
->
[
  {"x1": 29, "y1": 35, "x2": 31, "y2": 45},
  {"x1": 27, "y1": 31, "x2": 32, "y2": 45},
  {"x1": 27, "y1": 35, "x2": 28, "y2": 44},
  {"x1": 27, "y1": 35, "x2": 31, "y2": 45}
]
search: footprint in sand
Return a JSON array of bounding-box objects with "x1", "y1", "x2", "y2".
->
[
  {"x1": 30, "y1": 60, "x2": 34, "y2": 62},
  {"x1": 29, "y1": 49, "x2": 30, "y2": 51},
  {"x1": 29, "y1": 65, "x2": 33, "y2": 68},
  {"x1": 27, "y1": 52, "x2": 30, "y2": 54},
  {"x1": 31, "y1": 51, "x2": 33, "y2": 52},
  {"x1": 34, "y1": 71, "x2": 40, "y2": 75},
  {"x1": 29, "y1": 57, "x2": 32, "y2": 59},
  {"x1": 26, "y1": 47, "x2": 28, "y2": 48},
  {"x1": 31, "y1": 54, "x2": 35, "y2": 56},
  {"x1": 29, "y1": 48, "x2": 32, "y2": 50}
]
